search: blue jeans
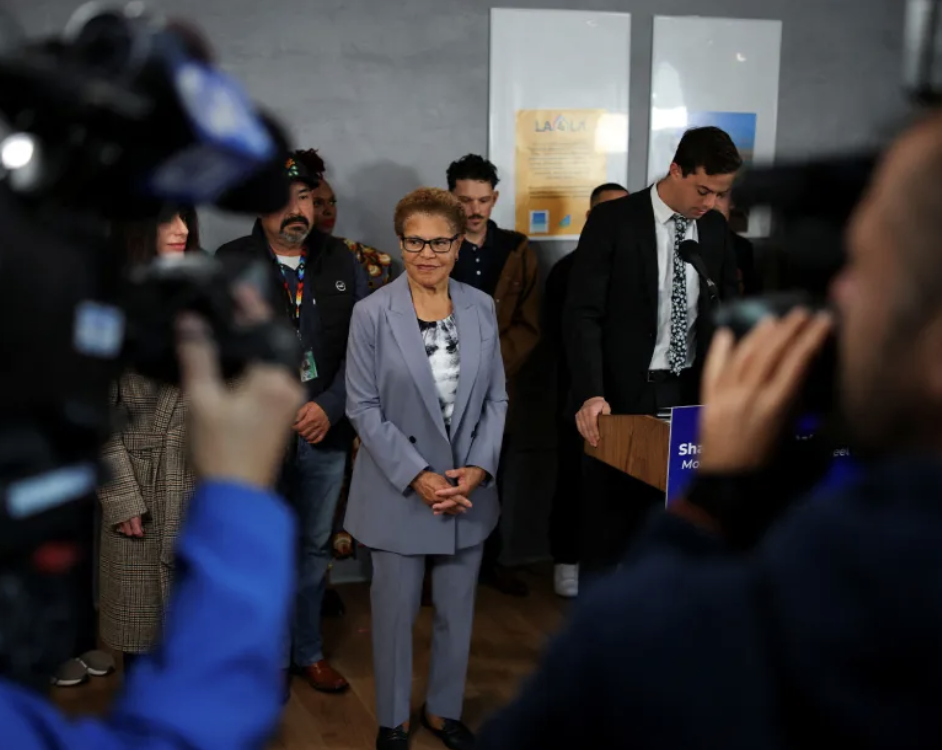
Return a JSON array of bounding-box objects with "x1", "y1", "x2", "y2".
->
[{"x1": 281, "y1": 437, "x2": 347, "y2": 667}]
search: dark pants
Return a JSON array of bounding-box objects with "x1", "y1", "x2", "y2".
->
[
  {"x1": 579, "y1": 459, "x2": 661, "y2": 583},
  {"x1": 549, "y1": 419, "x2": 583, "y2": 566},
  {"x1": 482, "y1": 436, "x2": 512, "y2": 571},
  {"x1": 580, "y1": 370, "x2": 696, "y2": 583}
]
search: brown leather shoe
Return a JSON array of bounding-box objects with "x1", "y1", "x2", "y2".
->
[{"x1": 301, "y1": 660, "x2": 349, "y2": 693}]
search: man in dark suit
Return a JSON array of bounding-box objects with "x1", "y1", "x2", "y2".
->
[
  {"x1": 544, "y1": 183, "x2": 628, "y2": 599},
  {"x1": 564, "y1": 127, "x2": 741, "y2": 577}
]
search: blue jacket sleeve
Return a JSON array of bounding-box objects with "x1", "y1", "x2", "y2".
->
[
  {"x1": 314, "y1": 259, "x2": 370, "y2": 426},
  {"x1": 0, "y1": 480, "x2": 295, "y2": 750}
]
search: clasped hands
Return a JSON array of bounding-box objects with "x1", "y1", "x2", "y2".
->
[{"x1": 412, "y1": 467, "x2": 487, "y2": 516}]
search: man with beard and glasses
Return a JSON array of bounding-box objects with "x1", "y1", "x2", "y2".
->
[
  {"x1": 447, "y1": 154, "x2": 541, "y2": 598},
  {"x1": 217, "y1": 153, "x2": 368, "y2": 699},
  {"x1": 479, "y1": 112, "x2": 942, "y2": 749}
]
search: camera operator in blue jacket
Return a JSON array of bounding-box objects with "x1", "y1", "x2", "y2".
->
[{"x1": 0, "y1": 292, "x2": 303, "y2": 750}]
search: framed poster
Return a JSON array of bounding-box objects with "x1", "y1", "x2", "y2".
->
[
  {"x1": 490, "y1": 9, "x2": 631, "y2": 240},
  {"x1": 647, "y1": 17, "x2": 782, "y2": 237}
]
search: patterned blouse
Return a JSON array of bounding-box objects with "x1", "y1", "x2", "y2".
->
[
  {"x1": 340, "y1": 237, "x2": 394, "y2": 291},
  {"x1": 418, "y1": 314, "x2": 460, "y2": 429}
]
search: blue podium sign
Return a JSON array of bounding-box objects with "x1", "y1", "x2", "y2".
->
[
  {"x1": 665, "y1": 406, "x2": 857, "y2": 504},
  {"x1": 665, "y1": 406, "x2": 703, "y2": 503}
]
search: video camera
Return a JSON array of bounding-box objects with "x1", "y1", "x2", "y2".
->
[
  {"x1": 0, "y1": 3, "x2": 299, "y2": 687},
  {"x1": 719, "y1": 0, "x2": 942, "y2": 417}
]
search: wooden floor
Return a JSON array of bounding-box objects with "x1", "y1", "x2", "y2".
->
[{"x1": 52, "y1": 566, "x2": 569, "y2": 749}]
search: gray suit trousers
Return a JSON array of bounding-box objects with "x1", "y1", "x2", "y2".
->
[{"x1": 370, "y1": 543, "x2": 484, "y2": 728}]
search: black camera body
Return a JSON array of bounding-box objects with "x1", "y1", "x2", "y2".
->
[
  {"x1": 123, "y1": 252, "x2": 301, "y2": 385},
  {"x1": 0, "y1": 4, "x2": 298, "y2": 686}
]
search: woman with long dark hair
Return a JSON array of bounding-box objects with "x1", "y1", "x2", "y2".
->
[{"x1": 97, "y1": 206, "x2": 201, "y2": 672}]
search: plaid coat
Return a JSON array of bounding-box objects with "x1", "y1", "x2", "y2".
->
[{"x1": 97, "y1": 373, "x2": 195, "y2": 653}]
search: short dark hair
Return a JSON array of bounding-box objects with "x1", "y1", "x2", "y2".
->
[
  {"x1": 447, "y1": 154, "x2": 500, "y2": 190},
  {"x1": 590, "y1": 182, "x2": 628, "y2": 205},
  {"x1": 672, "y1": 126, "x2": 742, "y2": 177}
]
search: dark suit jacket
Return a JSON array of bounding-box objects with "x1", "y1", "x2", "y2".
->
[{"x1": 564, "y1": 188, "x2": 739, "y2": 414}]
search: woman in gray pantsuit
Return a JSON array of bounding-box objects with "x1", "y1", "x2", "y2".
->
[{"x1": 344, "y1": 188, "x2": 507, "y2": 750}]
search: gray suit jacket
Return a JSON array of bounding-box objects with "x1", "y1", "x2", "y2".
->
[{"x1": 344, "y1": 274, "x2": 508, "y2": 555}]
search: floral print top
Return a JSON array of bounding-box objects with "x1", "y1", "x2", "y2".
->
[{"x1": 340, "y1": 237, "x2": 394, "y2": 291}]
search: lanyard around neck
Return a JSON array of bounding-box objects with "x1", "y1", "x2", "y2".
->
[{"x1": 271, "y1": 246, "x2": 306, "y2": 324}]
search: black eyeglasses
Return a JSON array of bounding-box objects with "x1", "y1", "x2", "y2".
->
[{"x1": 400, "y1": 235, "x2": 460, "y2": 254}]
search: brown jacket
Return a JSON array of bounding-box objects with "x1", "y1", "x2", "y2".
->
[
  {"x1": 493, "y1": 234, "x2": 541, "y2": 380},
  {"x1": 97, "y1": 373, "x2": 194, "y2": 653}
]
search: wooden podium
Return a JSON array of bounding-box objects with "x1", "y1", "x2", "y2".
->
[{"x1": 584, "y1": 415, "x2": 670, "y2": 491}]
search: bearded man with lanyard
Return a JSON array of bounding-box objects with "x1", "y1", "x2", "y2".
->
[{"x1": 217, "y1": 154, "x2": 368, "y2": 698}]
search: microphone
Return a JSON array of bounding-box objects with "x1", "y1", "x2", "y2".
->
[{"x1": 678, "y1": 239, "x2": 719, "y2": 307}]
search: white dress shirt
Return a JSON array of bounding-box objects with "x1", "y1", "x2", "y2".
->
[{"x1": 648, "y1": 183, "x2": 699, "y2": 371}]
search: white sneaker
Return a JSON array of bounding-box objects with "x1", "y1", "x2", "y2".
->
[{"x1": 554, "y1": 564, "x2": 579, "y2": 598}]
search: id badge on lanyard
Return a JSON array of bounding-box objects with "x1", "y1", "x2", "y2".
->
[{"x1": 275, "y1": 247, "x2": 318, "y2": 383}]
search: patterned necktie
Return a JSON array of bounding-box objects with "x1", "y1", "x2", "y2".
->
[{"x1": 668, "y1": 214, "x2": 689, "y2": 375}]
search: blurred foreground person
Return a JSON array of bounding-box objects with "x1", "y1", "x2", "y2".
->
[
  {"x1": 480, "y1": 113, "x2": 942, "y2": 748},
  {"x1": 2, "y1": 289, "x2": 303, "y2": 748},
  {"x1": 98, "y1": 206, "x2": 201, "y2": 672}
]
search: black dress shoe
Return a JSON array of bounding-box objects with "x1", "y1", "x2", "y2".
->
[
  {"x1": 376, "y1": 724, "x2": 410, "y2": 749},
  {"x1": 421, "y1": 708, "x2": 475, "y2": 750}
]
